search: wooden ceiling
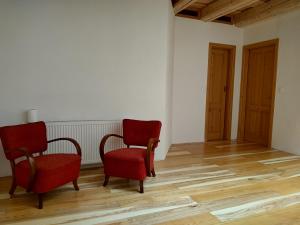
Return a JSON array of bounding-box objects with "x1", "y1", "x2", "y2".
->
[{"x1": 171, "y1": 0, "x2": 300, "y2": 27}]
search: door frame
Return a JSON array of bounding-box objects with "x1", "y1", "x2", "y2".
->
[
  {"x1": 237, "y1": 39, "x2": 279, "y2": 147},
  {"x1": 205, "y1": 43, "x2": 236, "y2": 142}
]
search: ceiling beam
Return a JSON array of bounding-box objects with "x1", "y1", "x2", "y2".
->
[
  {"x1": 174, "y1": 0, "x2": 198, "y2": 14},
  {"x1": 201, "y1": 0, "x2": 260, "y2": 21},
  {"x1": 234, "y1": 0, "x2": 300, "y2": 27}
]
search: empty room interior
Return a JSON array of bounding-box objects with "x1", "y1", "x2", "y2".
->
[{"x1": 1, "y1": 0, "x2": 300, "y2": 224}]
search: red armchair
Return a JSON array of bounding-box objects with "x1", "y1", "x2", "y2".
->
[
  {"x1": 99, "y1": 119, "x2": 162, "y2": 193},
  {"x1": 0, "y1": 121, "x2": 82, "y2": 209}
]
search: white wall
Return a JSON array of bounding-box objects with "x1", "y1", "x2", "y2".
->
[
  {"x1": 243, "y1": 10, "x2": 300, "y2": 155},
  {"x1": 164, "y1": 0, "x2": 175, "y2": 154},
  {"x1": 172, "y1": 18, "x2": 243, "y2": 144},
  {"x1": 0, "y1": 0, "x2": 174, "y2": 177}
]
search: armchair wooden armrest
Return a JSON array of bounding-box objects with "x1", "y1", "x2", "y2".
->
[
  {"x1": 99, "y1": 134, "x2": 123, "y2": 162},
  {"x1": 7, "y1": 148, "x2": 36, "y2": 192},
  {"x1": 145, "y1": 138, "x2": 160, "y2": 176},
  {"x1": 147, "y1": 138, "x2": 160, "y2": 152},
  {"x1": 48, "y1": 138, "x2": 82, "y2": 156}
]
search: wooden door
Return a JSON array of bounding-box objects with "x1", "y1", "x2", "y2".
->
[
  {"x1": 205, "y1": 43, "x2": 236, "y2": 141},
  {"x1": 238, "y1": 39, "x2": 278, "y2": 146}
]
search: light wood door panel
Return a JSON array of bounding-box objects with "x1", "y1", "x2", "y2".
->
[
  {"x1": 238, "y1": 39, "x2": 278, "y2": 146},
  {"x1": 207, "y1": 49, "x2": 228, "y2": 140},
  {"x1": 205, "y1": 43, "x2": 235, "y2": 141}
]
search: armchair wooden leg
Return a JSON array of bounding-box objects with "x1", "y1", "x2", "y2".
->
[
  {"x1": 73, "y1": 179, "x2": 79, "y2": 191},
  {"x1": 151, "y1": 169, "x2": 156, "y2": 177},
  {"x1": 103, "y1": 175, "x2": 110, "y2": 187},
  {"x1": 38, "y1": 194, "x2": 43, "y2": 209},
  {"x1": 9, "y1": 180, "x2": 17, "y2": 198},
  {"x1": 139, "y1": 180, "x2": 144, "y2": 193}
]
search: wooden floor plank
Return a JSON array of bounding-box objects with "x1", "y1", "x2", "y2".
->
[{"x1": 0, "y1": 142, "x2": 299, "y2": 224}]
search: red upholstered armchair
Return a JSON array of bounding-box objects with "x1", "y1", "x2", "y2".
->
[
  {"x1": 0, "y1": 121, "x2": 82, "y2": 209},
  {"x1": 100, "y1": 119, "x2": 162, "y2": 193}
]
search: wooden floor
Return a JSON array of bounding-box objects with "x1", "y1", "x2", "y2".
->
[{"x1": 1, "y1": 142, "x2": 300, "y2": 225}]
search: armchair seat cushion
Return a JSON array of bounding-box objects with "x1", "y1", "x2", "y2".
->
[
  {"x1": 15, "y1": 154, "x2": 81, "y2": 193},
  {"x1": 104, "y1": 148, "x2": 154, "y2": 180}
]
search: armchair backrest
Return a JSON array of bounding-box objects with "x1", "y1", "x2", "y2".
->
[
  {"x1": 0, "y1": 121, "x2": 47, "y2": 160},
  {"x1": 123, "y1": 119, "x2": 162, "y2": 148}
]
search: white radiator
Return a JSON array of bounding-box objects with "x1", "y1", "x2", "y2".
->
[{"x1": 46, "y1": 120, "x2": 125, "y2": 165}]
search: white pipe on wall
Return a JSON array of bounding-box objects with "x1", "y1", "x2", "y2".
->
[{"x1": 27, "y1": 109, "x2": 38, "y2": 123}]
